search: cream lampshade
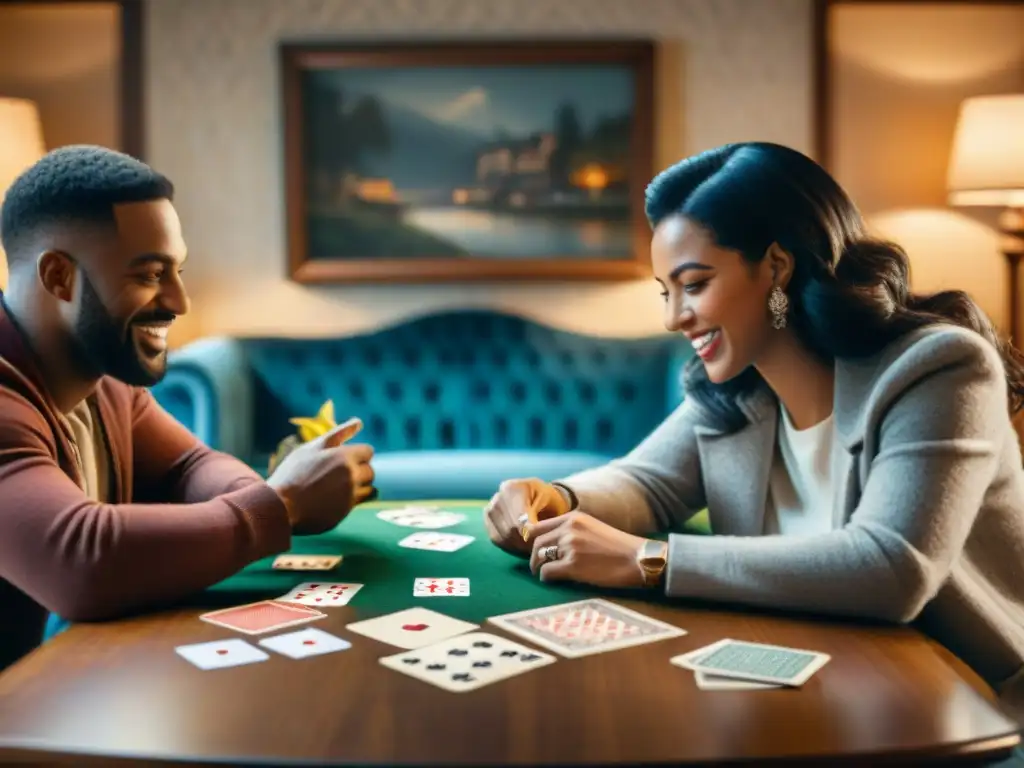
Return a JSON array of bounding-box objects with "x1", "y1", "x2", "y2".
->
[
  {"x1": 0, "y1": 98, "x2": 46, "y2": 291},
  {"x1": 947, "y1": 94, "x2": 1024, "y2": 340}
]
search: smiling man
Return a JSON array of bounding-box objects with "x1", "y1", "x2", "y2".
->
[{"x1": 0, "y1": 146, "x2": 376, "y2": 671}]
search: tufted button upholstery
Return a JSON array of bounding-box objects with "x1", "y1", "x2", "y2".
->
[
  {"x1": 243, "y1": 311, "x2": 686, "y2": 454},
  {"x1": 152, "y1": 310, "x2": 692, "y2": 498}
]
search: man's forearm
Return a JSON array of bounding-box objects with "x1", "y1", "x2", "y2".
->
[
  {"x1": 170, "y1": 443, "x2": 267, "y2": 503},
  {"x1": 0, "y1": 472, "x2": 292, "y2": 623}
]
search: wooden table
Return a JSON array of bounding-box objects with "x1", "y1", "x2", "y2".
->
[{"x1": 0, "y1": 500, "x2": 1019, "y2": 766}]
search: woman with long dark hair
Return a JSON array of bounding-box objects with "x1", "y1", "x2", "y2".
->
[{"x1": 485, "y1": 142, "x2": 1024, "y2": 728}]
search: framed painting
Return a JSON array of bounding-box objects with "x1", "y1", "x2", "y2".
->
[{"x1": 280, "y1": 41, "x2": 654, "y2": 283}]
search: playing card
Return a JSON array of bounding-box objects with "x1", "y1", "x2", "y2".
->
[
  {"x1": 380, "y1": 632, "x2": 556, "y2": 692},
  {"x1": 258, "y1": 627, "x2": 352, "y2": 659},
  {"x1": 271, "y1": 554, "x2": 342, "y2": 571},
  {"x1": 345, "y1": 607, "x2": 478, "y2": 649},
  {"x1": 175, "y1": 638, "x2": 269, "y2": 670},
  {"x1": 413, "y1": 577, "x2": 469, "y2": 597},
  {"x1": 694, "y1": 670, "x2": 782, "y2": 691},
  {"x1": 399, "y1": 531, "x2": 475, "y2": 552},
  {"x1": 199, "y1": 600, "x2": 327, "y2": 635},
  {"x1": 671, "y1": 639, "x2": 831, "y2": 687},
  {"x1": 377, "y1": 507, "x2": 466, "y2": 529},
  {"x1": 488, "y1": 598, "x2": 687, "y2": 658},
  {"x1": 278, "y1": 581, "x2": 363, "y2": 607}
]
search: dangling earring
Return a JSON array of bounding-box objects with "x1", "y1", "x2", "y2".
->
[{"x1": 768, "y1": 286, "x2": 789, "y2": 329}]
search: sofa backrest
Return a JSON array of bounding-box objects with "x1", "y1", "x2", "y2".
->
[{"x1": 240, "y1": 310, "x2": 691, "y2": 456}]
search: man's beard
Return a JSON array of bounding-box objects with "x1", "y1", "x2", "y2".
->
[{"x1": 69, "y1": 271, "x2": 172, "y2": 387}]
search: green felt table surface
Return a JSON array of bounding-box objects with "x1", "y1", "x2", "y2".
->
[{"x1": 209, "y1": 500, "x2": 711, "y2": 624}]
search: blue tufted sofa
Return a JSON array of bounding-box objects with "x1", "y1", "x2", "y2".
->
[{"x1": 150, "y1": 309, "x2": 692, "y2": 501}]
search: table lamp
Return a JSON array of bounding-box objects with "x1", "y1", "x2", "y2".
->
[
  {"x1": 946, "y1": 93, "x2": 1024, "y2": 341},
  {"x1": 0, "y1": 97, "x2": 46, "y2": 291}
]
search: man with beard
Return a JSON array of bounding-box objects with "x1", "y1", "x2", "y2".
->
[{"x1": 0, "y1": 145, "x2": 376, "y2": 671}]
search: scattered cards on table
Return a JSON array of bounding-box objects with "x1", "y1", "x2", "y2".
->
[
  {"x1": 345, "y1": 606, "x2": 479, "y2": 649},
  {"x1": 175, "y1": 638, "x2": 270, "y2": 670},
  {"x1": 176, "y1": 628, "x2": 353, "y2": 669},
  {"x1": 671, "y1": 638, "x2": 831, "y2": 688},
  {"x1": 380, "y1": 632, "x2": 556, "y2": 692},
  {"x1": 488, "y1": 598, "x2": 687, "y2": 658},
  {"x1": 199, "y1": 600, "x2": 327, "y2": 635},
  {"x1": 272, "y1": 554, "x2": 343, "y2": 571},
  {"x1": 258, "y1": 627, "x2": 352, "y2": 660},
  {"x1": 278, "y1": 581, "x2": 363, "y2": 607},
  {"x1": 414, "y1": 577, "x2": 469, "y2": 597},
  {"x1": 399, "y1": 531, "x2": 474, "y2": 552},
  {"x1": 178, "y1": 568, "x2": 831, "y2": 696},
  {"x1": 377, "y1": 506, "x2": 466, "y2": 529}
]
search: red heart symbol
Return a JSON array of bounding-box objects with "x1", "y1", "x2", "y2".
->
[
  {"x1": 303, "y1": 640, "x2": 316, "y2": 645},
  {"x1": 216, "y1": 649, "x2": 228, "y2": 655},
  {"x1": 402, "y1": 623, "x2": 428, "y2": 631}
]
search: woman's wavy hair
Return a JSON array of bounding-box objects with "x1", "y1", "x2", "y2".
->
[{"x1": 645, "y1": 142, "x2": 1024, "y2": 432}]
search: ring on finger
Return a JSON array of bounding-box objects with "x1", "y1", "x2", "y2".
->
[
  {"x1": 540, "y1": 544, "x2": 560, "y2": 562},
  {"x1": 518, "y1": 513, "x2": 530, "y2": 540}
]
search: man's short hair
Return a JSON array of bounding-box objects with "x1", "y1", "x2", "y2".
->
[{"x1": 0, "y1": 145, "x2": 174, "y2": 267}]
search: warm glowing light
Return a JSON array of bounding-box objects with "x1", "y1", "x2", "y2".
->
[
  {"x1": 0, "y1": 98, "x2": 46, "y2": 289},
  {"x1": 947, "y1": 94, "x2": 1024, "y2": 208}
]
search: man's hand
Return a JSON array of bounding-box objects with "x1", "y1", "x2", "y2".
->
[
  {"x1": 483, "y1": 477, "x2": 570, "y2": 557},
  {"x1": 266, "y1": 417, "x2": 375, "y2": 535}
]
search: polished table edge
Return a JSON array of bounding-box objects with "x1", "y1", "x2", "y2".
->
[{"x1": 0, "y1": 732, "x2": 1020, "y2": 768}]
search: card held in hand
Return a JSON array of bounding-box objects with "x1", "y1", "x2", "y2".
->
[
  {"x1": 487, "y1": 598, "x2": 687, "y2": 658},
  {"x1": 199, "y1": 600, "x2": 326, "y2": 635},
  {"x1": 380, "y1": 632, "x2": 557, "y2": 692}
]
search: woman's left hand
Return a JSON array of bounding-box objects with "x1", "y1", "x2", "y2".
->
[{"x1": 526, "y1": 511, "x2": 650, "y2": 588}]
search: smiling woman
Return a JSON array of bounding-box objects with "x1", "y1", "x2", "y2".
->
[
  {"x1": 486, "y1": 141, "x2": 1024, "y2": 729},
  {"x1": 645, "y1": 141, "x2": 1024, "y2": 432}
]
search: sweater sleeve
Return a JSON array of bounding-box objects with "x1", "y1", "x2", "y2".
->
[
  {"x1": 553, "y1": 398, "x2": 709, "y2": 535},
  {"x1": 663, "y1": 331, "x2": 1007, "y2": 624},
  {"x1": 130, "y1": 387, "x2": 268, "y2": 503},
  {"x1": 0, "y1": 389, "x2": 291, "y2": 622}
]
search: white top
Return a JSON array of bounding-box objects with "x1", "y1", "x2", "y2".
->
[{"x1": 763, "y1": 405, "x2": 835, "y2": 536}]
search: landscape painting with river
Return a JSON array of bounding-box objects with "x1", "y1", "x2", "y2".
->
[{"x1": 298, "y1": 61, "x2": 642, "y2": 269}]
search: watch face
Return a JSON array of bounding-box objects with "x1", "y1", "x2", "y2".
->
[{"x1": 641, "y1": 541, "x2": 667, "y2": 564}]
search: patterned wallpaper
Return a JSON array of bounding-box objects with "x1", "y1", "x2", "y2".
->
[{"x1": 144, "y1": 0, "x2": 813, "y2": 343}]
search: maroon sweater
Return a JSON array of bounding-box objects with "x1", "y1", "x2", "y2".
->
[{"x1": 0, "y1": 304, "x2": 292, "y2": 671}]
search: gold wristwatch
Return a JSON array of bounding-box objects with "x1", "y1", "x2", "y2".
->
[{"x1": 637, "y1": 539, "x2": 669, "y2": 588}]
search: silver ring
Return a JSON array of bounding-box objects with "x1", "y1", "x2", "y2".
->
[
  {"x1": 517, "y1": 514, "x2": 529, "y2": 526},
  {"x1": 540, "y1": 545, "x2": 560, "y2": 562}
]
